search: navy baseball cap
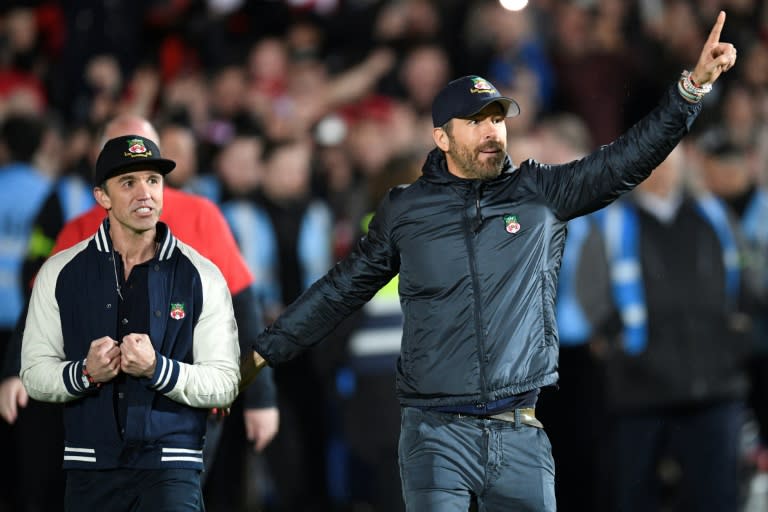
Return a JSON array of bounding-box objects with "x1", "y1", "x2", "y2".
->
[
  {"x1": 93, "y1": 135, "x2": 176, "y2": 186},
  {"x1": 432, "y1": 75, "x2": 520, "y2": 128}
]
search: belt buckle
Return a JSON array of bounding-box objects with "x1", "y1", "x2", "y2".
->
[{"x1": 489, "y1": 408, "x2": 543, "y2": 428}]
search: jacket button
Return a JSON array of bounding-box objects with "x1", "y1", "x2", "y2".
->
[
  {"x1": 155, "y1": 310, "x2": 162, "y2": 317},
  {"x1": 154, "y1": 264, "x2": 160, "y2": 271},
  {"x1": 121, "y1": 318, "x2": 128, "y2": 325},
  {"x1": 106, "y1": 304, "x2": 112, "y2": 309}
]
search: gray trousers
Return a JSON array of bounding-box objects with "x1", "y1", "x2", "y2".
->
[{"x1": 399, "y1": 407, "x2": 556, "y2": 512}]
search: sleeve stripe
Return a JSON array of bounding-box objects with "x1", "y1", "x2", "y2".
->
[
  {"x1": 156, "y1": 356, "x2": 169, "y2": 385},
  {"x1": 62, "y1": 360, "x2": 85, "y2": 395},
  {"x1": 157, "y1": 228, "x2": 177, "y2": 261},
  {"x1": 96, "y1": 222, "x2": 109, "y2": 252},
  {"x1": 150, "y1": 354, "x2": 179, "y2": 393}
]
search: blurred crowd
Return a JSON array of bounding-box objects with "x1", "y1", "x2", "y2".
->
[{"x1": 2, "y1": 0, "x2": 768, "y2": 511}]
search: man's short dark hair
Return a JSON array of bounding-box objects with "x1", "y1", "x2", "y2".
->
[{"x1": 0, "y1": 114, "x2": 44, "y2": 162}]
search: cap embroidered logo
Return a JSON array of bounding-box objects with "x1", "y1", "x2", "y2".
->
[
  {"x1": 469, "y1": 77, "x2": 495, "y2": 94},
  {"x1": 125, "y1": 138, "x2": 151, "y2": 158}
]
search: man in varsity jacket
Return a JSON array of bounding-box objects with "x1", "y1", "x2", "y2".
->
[{"x1": 20, "y1": 134, "x2": 240, "y2": 512}]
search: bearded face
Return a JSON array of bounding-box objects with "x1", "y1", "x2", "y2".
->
[
  {"x1": 445, "y1": 132, "x2": 506, "y2": 180},
  {"x1": 438, "y1": 102, "x2": 509, "y2": 181}
]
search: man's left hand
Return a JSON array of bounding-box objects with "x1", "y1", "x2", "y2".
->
[
  {"x1": 691, "y1": 11, "x2": 737, "y2": 86},
  {"x1": 120, "y1": 333, "x2": 157, "y2": 378}
]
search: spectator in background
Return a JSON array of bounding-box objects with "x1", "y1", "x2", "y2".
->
[
  {"x1": 372, "y1": 0, "x2": 444, "y2": 54},
  {"x1": 254, "y1": 37, "x2": 395, "y2": 141},
  {"x1": 579, "y1": 145, "x2": 753, "y2": 512},
  {"x1": 395, "y1": 43, "x2": 451, "y2": 122},
  {"x1": 202, "y1": 121, "x2": 270, "y2": 512},
  {"x1": 549, "y1": 0, "x2": 636, "y2": 146},
  {"x1": 196, "y1": 63, "x2": 252, "y2": 172},
  {"x1": 158, "y1": 120, "x2": 222, "y2": 202},
  {"x1": 485, "y1": 3, "x2": 555, "y2": 113},
  {"x1": 693, "y1": 131, "x2": 768, "y2": 483},
  {"x1": 312, "y1": 113, "x2": 369, "y2": 261},
  {"x1": 21, "y1": 117, "x2": 96, "y2": 297},
  {"x1": 740, "y1": 37, "x2": 768, "y2": 114},
  {"x1": 246, "y1": 36, "x2": 290, "y2": 126},
  {"x1": 0, "y1": 114, "x2": 51, "y2": 339},
  {"x1": 210, "y1": 116, "x2": 265, "y2": 206},
  {"x1": 50, "y1": 2, "x2": 150, "y2": 123},
  {"x1": 158, "y1": 120, "x2": 199, "y2": 190},
  {"x1": 0, "y1": 6, "x2": 49, "y2": 117},
  {"x1": 252, "y1": 137, "x2": 335, "y2": 511},
  {"x1": 315, "y1": 93, "x2": 427, "y2": 266},
  {"x1": 161, "y1": 71, "x2": 212, "y2": 144},
  {"x1": 0, "y1": 112, "x2": 54, "y2": 511},
  {"x1": 203, "y1": 127, "x2": 334, "y2": 511}
]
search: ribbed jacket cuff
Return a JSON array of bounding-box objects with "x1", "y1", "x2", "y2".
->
[
  {"x1": 149, "y1": 352, "x2": 180, "y2": 393},
  {"x1": 62, "y1": 359, "x2": 91, "y2": 395}
]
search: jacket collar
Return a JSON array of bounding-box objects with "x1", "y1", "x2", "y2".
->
[
  {"x1": 420, "y1": 147, "x2": 516, "y2": 184},
  {"x1": 93, "y1": 218, "x2": 177, "y2": 262}
]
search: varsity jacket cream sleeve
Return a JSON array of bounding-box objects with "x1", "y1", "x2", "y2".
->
[
  {"x1": 21, "y1": 246, "x2": 82, "y2": 402},
  {"x1": 155, "y1": 245, "x2": 241, "y2": 409}
]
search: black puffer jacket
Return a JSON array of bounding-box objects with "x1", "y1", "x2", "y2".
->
[{"x1": 254, "y1": 84, "x2": 702, "y2": 408}]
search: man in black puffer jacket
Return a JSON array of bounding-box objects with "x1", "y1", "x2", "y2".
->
[{"x1": 243, "y1": 11, "x2": 737, "y2": 512}]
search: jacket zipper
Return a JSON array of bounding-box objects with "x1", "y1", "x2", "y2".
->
[{"x1": 465, "y1": 181, "x2": 488, "y2": 408}]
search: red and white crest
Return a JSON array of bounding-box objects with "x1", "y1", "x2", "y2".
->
[{"x1": 170, "y1": 303, "x2": 186, "y2": 320}]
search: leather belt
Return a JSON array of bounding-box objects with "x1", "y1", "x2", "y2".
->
[{"x1": 488, "y1": 407, "x2": 543, "y2": 428}]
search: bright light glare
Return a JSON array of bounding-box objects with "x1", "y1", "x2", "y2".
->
[{"x1": 499, "y1": 0, "x2": 529, "y2": 11}]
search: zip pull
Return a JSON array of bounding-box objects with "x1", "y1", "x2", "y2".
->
[{"x1": 472, "y1": 182, "x2": 484, "y2": 232}]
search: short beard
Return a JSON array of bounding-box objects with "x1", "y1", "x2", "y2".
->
[{"x1": 447, "y1": 139, "x2": 506, "y2": 180}]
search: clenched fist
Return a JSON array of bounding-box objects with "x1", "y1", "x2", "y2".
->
[
  {"x1": 120, "y1": 333, "x2": 157, "y2": 378},
  {"x1": 85, "y1": 336, "x2": 122, "y2": 383}
]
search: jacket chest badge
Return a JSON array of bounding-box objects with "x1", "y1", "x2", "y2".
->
[
  {"x1": 503, "y1": 214, "x2": 521, "y2": 234},
  {"x1": 170, "y1": 303, "x2": 186, "y2": 320}
]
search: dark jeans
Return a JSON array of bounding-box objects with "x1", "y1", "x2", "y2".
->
[
  {"x1": 399, "y1": 407, "x2": 555, "y2": 512},
  {"x1": 65, "y1": 468, "x2": 204, "y2": 512},
  {"x1": 609, "y1": 400, "x2": 744, "y2": 512}
]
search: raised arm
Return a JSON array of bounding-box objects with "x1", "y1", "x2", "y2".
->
[{"x1": 533, "y1": 11, "x2": 737, "y2": 220}]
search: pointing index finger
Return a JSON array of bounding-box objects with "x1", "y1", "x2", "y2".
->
[{"x1": 706, "y1": 10, "x2": 726, "y2": 46}]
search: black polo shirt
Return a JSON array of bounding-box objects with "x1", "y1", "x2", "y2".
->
[{"x1": 114, "y1": 252, "x2": 152, "y2": 437}]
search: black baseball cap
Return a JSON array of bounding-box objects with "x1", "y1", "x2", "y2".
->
[
  {"x1": 93, "y1": 135, "x2": 176, "y2": 186},
  {"x1": 432, "y1": 75, "x2": 520, "y2": 128}
]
